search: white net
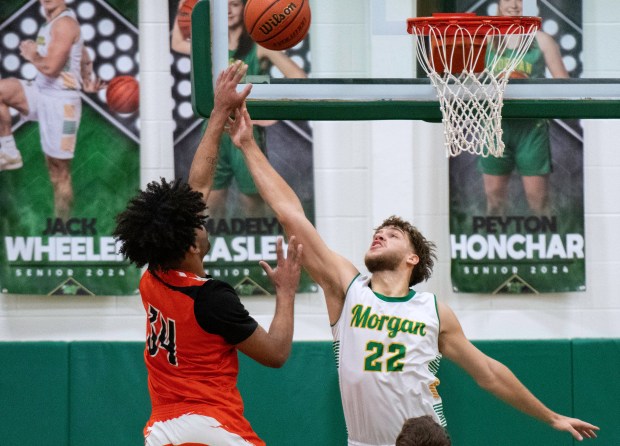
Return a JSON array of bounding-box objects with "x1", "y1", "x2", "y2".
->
[{"x1": 409, "y1": 18, "x2": 540, "y2": 157}]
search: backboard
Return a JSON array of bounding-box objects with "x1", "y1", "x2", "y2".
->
[{"x1": 191, "y1": 0, "x2": 620, "y2": 121}]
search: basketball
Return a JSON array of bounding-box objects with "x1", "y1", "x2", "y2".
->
[
  {"x1": 244, "y1": 0, "x2": 311, "y2": 51},
  {"x1": 509, "y1": 70, "x2": 529, "y2": 79},
  {"x1": 499, "y1": 70, "x2": 530, "y2": 80},
  {"x1": 177, "y1": 0, "x2": 198, "y2": 40},
  {"x1": 106, "y1": 76, "x2": 139, "y2": 114}
]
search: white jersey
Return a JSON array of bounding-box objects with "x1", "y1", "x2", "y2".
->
[
  {"x1": 35, "y1": 9, "x2": 83, "y2": 94},
  {"x1": 332, "y1": 274, "x2": 445, "y2": 446}
]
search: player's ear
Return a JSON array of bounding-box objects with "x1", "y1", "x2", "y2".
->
[
  {"x1": 188, "y1": 232, "x2": 201, "y2": 254},
  {"x1": 407, "y1": 253, "x2": 419, "y2": 267}
]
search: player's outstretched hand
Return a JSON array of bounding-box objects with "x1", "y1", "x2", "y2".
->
[
  {"x1": 227, "y1": 105, "x2": 255, "y2": 149},
  {"x1": 551, "y1": 415, "x2": 599, "y2": 441},
  {"x1": 260, "y1": 236, "x2": 303, "y2": 301},
  {"x1": 83, "y1": 76, "x2": 107, "y2": 93},
  {"x1": 213, "y1": 60, "x2": 252, "y2": 113}
]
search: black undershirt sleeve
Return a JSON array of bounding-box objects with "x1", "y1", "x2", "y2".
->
[{"x1": 193, "y1": 279, "x2": 258, "y2": 345}]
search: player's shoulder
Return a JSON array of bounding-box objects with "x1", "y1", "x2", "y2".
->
[
  {"x1": 52, "y1": 11, "x2": 80, "y2": 30},
  {"x1": 535, "y1": 30, "x2": 559, "y2": 49},
  {"x1": 411, "y1": 290, "x2": 440, "y2": 310},
  {"x1": 194, "y1": 278, "x2": 240, "y2": 303},
  {"x1": 434, "y1": 298, "x2": 461, "y2": 327},
  {"x1": 202, "y1": 277, "x2": 234, "y2": 290}
]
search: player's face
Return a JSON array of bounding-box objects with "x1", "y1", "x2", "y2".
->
[
  {"x1": 39, "y1": 0, "x2": 66, "y2": 14},
  {"x1": 228, "y1": 0, "x2": 244, "y2": 29},
  {"x1": 497, "y1": 0, "x2": 523, "y2": 16},
  {"x1": 194, "y1": 225, "x2": 211, "y2": 257},
  {"x1": 364, "y1": 226, "x2": 414, "y2": 273}
]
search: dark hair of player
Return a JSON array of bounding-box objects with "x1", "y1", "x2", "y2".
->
[{"x1": 113, "y1": 178, "x2": 207, "y2": 271}]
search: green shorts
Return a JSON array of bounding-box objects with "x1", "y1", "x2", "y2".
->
[
  {"x1": 208, "y1": 124, "x2": 265, "y2": 194},
  {"x1": 479, "y1": 119, "x2": 552, "y2": 176}
]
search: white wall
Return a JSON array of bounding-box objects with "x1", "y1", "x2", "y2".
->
[{"x1": 1, "y1": 0, "x2": 619, "y2": 341}]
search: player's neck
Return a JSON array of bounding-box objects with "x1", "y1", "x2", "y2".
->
[
  {"x1": 369, "y1": 270, "x2": 411, "y2": 297},
  {"x1": 228, "y1": 26, "x2": 243, "y2": 51},
  {"x1": 46, "y1": 6, "x2": 68, "y2": 22},
  {"x1": 175, "y1": 254, "x2": 207, "y2": 278}
]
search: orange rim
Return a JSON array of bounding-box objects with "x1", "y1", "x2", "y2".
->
[{"x1": 407, "y1": 13, "x2": 541, "y2": 36}]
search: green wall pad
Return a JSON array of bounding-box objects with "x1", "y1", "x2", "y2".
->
[
  {"x1": 1, "y1": 339, "x2": 619, "y2": 445},
  {"x1": 69, "y1": 342, "x2": 150, "y2": 446},
  {"x1": 0, "y1": 342, "x2": 69, "y2": 445},
  {"x1": 238, "y1": 341, "x2": 347, "y2": 445},
  {"x1": 439, "y1": 340, "x2": 574, "y2": 446},
  {"x1": 572, "y1": 339, "x2": 620, "y2": 445}
]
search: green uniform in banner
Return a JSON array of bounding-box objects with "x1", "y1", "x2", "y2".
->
[
  {"x1": 210, "y1": 47, "x2": 265, "y2": 194},
  {"x1": 480, "y1": 38, "x2": 551, "y2": 176}
]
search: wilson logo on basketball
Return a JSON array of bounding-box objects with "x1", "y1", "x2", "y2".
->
[{"x1": 258, "y1": 2, "x2": 298, "y2": 35}]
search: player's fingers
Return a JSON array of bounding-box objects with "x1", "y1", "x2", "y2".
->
[
  {"x1": 286, "y1": 237, "x2": 303, "y2": 271},
  {"x1": 259, "y1": 260, "x2": 273, "y2": 278},
  {"x1": 228, "y1": 60, "x2": 244, "y2": 80},
  {"x1": 240, "y1": 83, "x2": 253, "y2": 100},
  {"x1": 275, "y1": 237, "x2": 285, "y2": 266},
  {"x1": 235, "y1": 62, "x2": 248, "y2": 79},
  {"x1": 224, "y1": 115, "x2": 235, "y2": 133},
  {"x1": 220, "y1": 61, "x2": 237, "y2": 84},
  {"x1": 232, "y1": 108, "x2": 241, "y2": 122},
  {"x1": 286, "y1": 235, "x2": 299, "y2": 260},
  {"x1": 241, "y1": 106, "x2": 253, "y2": 125},
  {"x1": 216, "y1": 68, "x2": 225, "y2": 84},
  {"x1": 577, "y1": 422, "x2": 599, "y2": 439},
  {"x1": 294, "y1": 243, "x2": 303, "y2": 265},
  {"x1": 287, "y1": 235, "x2": 296, "y2": 250},
  {"x1": 581, "y1": 427, "x2": 598, "y2": 439},
  {"x1": 568, "y1": 427, "x2": 583, "y2": 442}
]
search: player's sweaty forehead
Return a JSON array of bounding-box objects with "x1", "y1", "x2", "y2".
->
[{"x1": 373, "y1": 225, "x2": 406, "y2": 237}]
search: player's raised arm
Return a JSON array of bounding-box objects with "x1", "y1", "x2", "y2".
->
[
  {"x1": 236, "y1": 236, "x2": 303, "y2": 367},
  {"x1": 437, "y1": 301, "x2": 600, "y2": 441},
  {"x1": 187, "y1": 61, "x2": 252, "y2": 201},
  {"x1": 228, "y1": 106, "x2": 358, "y2": 324}
]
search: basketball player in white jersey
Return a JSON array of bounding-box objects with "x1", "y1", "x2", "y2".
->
[
  {"x1": 0, "y1": 0, "x2": 104, "y2": 220},
  {"x1": 226, "y1": 106, "x2": 600, "y2": 445}
]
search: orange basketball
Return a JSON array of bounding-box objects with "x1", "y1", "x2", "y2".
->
[
  {"x1": 244, "y1": 0, "x2": 311, "y2": 51},
  {"x1": 509, "y1": 70, "x2": 529, "y2": 79},
  {"x1": 177, "y1": 0, "x2": 198, "y2": 40},
  {"x1": 106, "y1": 76, "x2": 139, "y2": 114},
  {"x1": 498, "y1": 70, "x2": 530, "y2": 81}
]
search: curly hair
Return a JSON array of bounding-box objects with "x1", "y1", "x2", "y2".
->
[
  {"x1": 375, "y1": 215, "x2": 437, "y2": 286},
  {"x1": 113, "y1": 178, "x2": 207, "y2": 270}
]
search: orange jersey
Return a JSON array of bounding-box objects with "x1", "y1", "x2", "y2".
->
[{"x1": 140, "y1": 269, "x2": 263, "y2": 445}]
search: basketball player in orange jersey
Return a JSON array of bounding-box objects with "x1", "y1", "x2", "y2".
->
[
  {"x1": 227, "y1": 104, "x2": 599, "y2": 445},
  {"x1": 0, "y1": 0, "x2": 104, "y2": 220},
  {"x1": 171, "y1": 0, "x2": 307, "y2": 217},
  {"x1": 114, "y1": 61, "x2": 303, "y2": 446}
]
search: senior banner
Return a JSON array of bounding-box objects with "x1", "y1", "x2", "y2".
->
[
  {"x1": 168, "y1": 0, "x2": 316, "y2": 295},
  {"x1": 449, "y1": 0, "x2": 585, "y2": 293},
  {"x1": 0, "y1": 0, "x2": 140, "y2": 295}
]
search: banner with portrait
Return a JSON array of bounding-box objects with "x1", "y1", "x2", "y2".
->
[
  {"x1": 0, "y1": 0, "x2": 140, "y2": 295},
  {"x1": 448, "y1": 0, "x2": 585, "y2": 293},
  {"x1": 168, "y1": 0, "x2": 317, "y2": 295}
]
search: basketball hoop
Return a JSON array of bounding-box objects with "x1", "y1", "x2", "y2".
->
[{"x1": 407, "y1": 13, "x2": 541, "y2": 157}]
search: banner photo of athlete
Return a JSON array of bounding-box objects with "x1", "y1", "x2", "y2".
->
[
  {"x1": 448, "y1": 0, "x2": 585, "y2": 293},
  {"x1": 0, "y1": 0, "x2": 141, "y2": 295},
  {"x1": 168, "y1": 0, "x2": 316, "y2": 296}
]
